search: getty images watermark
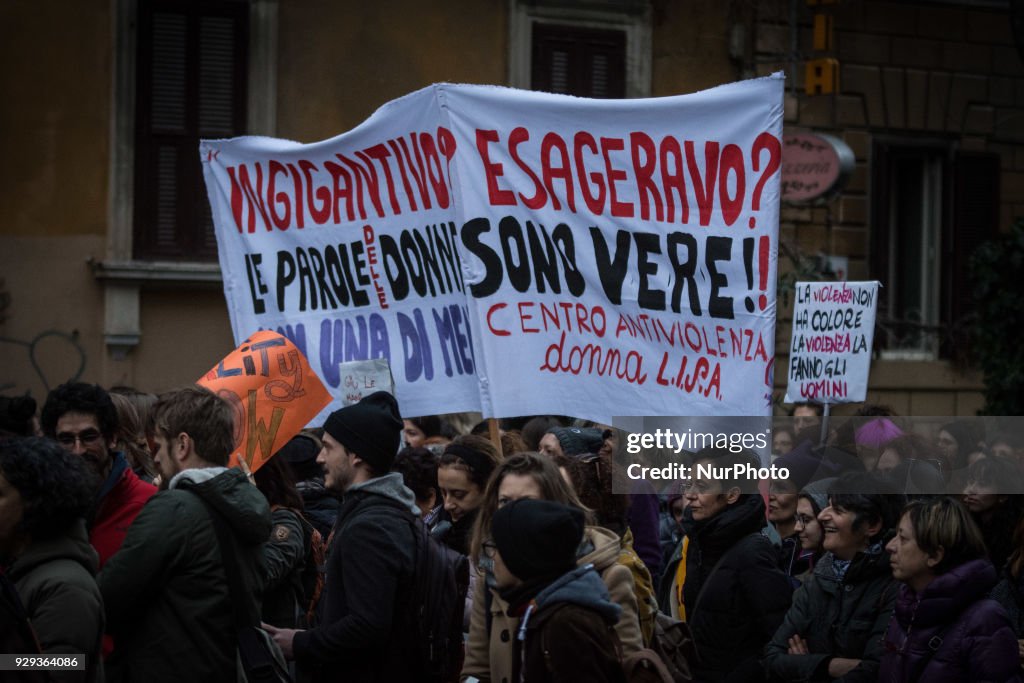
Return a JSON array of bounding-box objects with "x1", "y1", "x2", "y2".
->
[
  {"x1": 610, "y1": 415, "x2": 1024, "y2": 496},
  {"x1": 621, "y1": 426, "x2": 789, "y2": 482}
]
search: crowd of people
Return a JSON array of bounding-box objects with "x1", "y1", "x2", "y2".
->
[{"x1": 2, "y1": 387, "x2": 1024, "y2": 682}]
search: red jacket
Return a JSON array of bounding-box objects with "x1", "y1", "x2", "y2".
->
[{"x1": 91, "y1": 455, "x2": 156, "y2": 568}]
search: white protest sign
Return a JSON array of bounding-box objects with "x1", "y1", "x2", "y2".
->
[
  {"x1": 337, "y1": 358, "x2": 395, "y2": 406},
  {"x1": 785, "y1": 281, "x2": 879, "y2": 404},
  {"x1": 201, "y1": 75, "x2": 784, "y2": 424}
]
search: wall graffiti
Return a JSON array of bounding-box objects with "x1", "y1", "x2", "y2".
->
[
  {"x1": 0, "y1": 330, "x2": 87, "y2": 395},
  {"x1": 0, "y1": 277, "x2": 88, "y2": 397}
]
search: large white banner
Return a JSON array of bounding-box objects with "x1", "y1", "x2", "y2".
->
[{"x1": 201, "y1": 75, "x2": 783, "y2": 424}]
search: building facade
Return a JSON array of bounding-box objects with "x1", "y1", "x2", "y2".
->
[{"x1": 1, "y1": 0, "x2": 1018, "y2": 415}]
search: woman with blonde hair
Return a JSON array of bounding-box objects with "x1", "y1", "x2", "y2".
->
[
  {"x1": 461, "y1": 452, "x2": 642, "y2": 683},
  {"x1": 881, "y1": 497, "x2": 1019, "y2": 682}
]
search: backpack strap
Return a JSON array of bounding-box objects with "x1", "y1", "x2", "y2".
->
[
  {"x1": 186, "y1": 486, "x2": 258, "y2": 629},
  {"x1": 904, "y1": 612, "x2": 959, "y2": 681},
  {"x1": 187, "y1": 487, "x2": 294, "y2": 683}
]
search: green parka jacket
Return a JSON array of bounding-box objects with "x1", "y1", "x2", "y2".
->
[
  {"x1": 9, "y1": 519, "x2": 105, "y2": 683},
  {"x1": 98, "y1": 468, "x2": 271, "y2": 683}
]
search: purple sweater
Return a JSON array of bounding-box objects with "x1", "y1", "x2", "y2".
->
[
  {"x1": 628, "y1": 487, "x2": 662, "y2": 579},
  {"x1": 879, "y1": 558, "x2": 1021, "y2": 683}
]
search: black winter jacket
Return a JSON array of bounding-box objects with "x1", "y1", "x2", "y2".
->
[
  {"x1": 763, "y1": 543, "x2": 897, "y2": 683},
  {"x1": 659, "y1": 494, "x2": 794, "y2": 682},
  {"x1": 292, "y1": 473, "x2": 421, "y2": 683}
]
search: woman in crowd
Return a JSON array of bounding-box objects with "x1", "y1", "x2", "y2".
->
[
  {"x1": 254, "y1": 454, "x2": 308, "y2": 629},
  {"x1": 881, "y1": 497, "x2": 1019, "y2": 682},
  {"x1": 519, "y1": 415, "x2": 564, "y2": 452},
  {"x1": 498, "y1": 430, "x2": 527, "y2": 459},
  {"x1": 461, "y1": 451, "x2": 643, "y2": 683},
  {"x1": 853, "y1": 417, "x2": 903, "y2": 472},
  {"x1": 393, "y1": 446, "x2": 443, "y2": 524},
  {"x1": 543, "y1": 423, "x2": 663, "y2": 581},
  {"x1": 109, "y1": 392, "x2": 158, "y2": 483},
  {"x1": 564, "y1": 450, "x2": 658, "y2": 645},
  {"x1": 487, "y1": 499, "x2": 626, "y2": 683},
  {"x1": 770, "y1": 445, "x2": 826, "y2": 582},
  {"x1": 658, "y1": 447, "x2": 793, "y2": 682},
  {"x1": 875, "y1": 433, "x2": 944, "y2": 478},
  {"x1": 772, "y1": 425, "x2": 795, "y2": 459},
  {"x1": 962, "y1": 456, "x2": 1023, "y2": 571},
  {"x1": 434, "y1": 435, "x2": 502, "y2": 556},
  {"x1": 792, "y1": 487, "x2": 829, "y2": 584},
  {"x1": 1, "y1": 437, "x2": 104, "y2": 683},
  {"x1": 658, "y1": 493, "x2": 685, "y2": 577},
  {"x1": 991, "y1": 515, "x2": 1024, "y2": 671},
  {"x1": 402, "y1": 414, "x2": 452, "y2": 454},
  {"x1": 764, "y1": 472, "x2": 904, "y2": 683},
  {"x1": 936, "y1": 420, "x2": 981, "y2": 478},
  {"x1": 277, "y1": 432, "x2": 339, "y2": 539}
]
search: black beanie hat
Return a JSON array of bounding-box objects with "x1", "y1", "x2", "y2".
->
[
  {"x1": 276, "y1": 434, "x2": 321, "y2": 481},
  {"x1": 548, "y1": 427, "x2": 605, "y2": 457},
  {"x1": 322, "y1": 391, "x2": 402, "y2": 474},
  {"x1": 491, "y1": 499, "x2": 584, "y2": 582}
]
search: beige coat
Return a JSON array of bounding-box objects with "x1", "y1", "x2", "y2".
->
[{"x1": 461, "y1": 525, "x2": 642, "y2": 683}]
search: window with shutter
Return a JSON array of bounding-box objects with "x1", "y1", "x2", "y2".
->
[
  {"x1": 531, "y1": 23, "x2": 626, "y2": 99},
  {"x1": 948, "y1": 151, "x2": 999, "y2": 355},
  {"x1": 133, "y1": 0, "x2": 248, "y2": 261},
  {"x1": 870, "y1": 142, "x2": 999, "y2": 359}
]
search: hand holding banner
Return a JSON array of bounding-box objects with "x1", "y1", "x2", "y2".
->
[{"x1": 197, "y1": 330, "x2": 332, "y2": 472}]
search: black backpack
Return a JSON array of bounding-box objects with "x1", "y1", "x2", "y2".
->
[
  {"x1": 339, "y1": 497, "x2": 470, "y2": 683},
  {"x1": 404, "y1": 511, "x2": 471, "y2": 682},
  {"x1": 286, "y1": 509, "x2": 326, "y2": 628}
]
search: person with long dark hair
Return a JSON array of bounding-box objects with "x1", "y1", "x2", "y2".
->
[
  {"x1": 277, "y1": 431, "x2": 339, "y2": 539},
  {"x1": 255, "y1": 454, "x2": 309, "y2": 629},
  {"x1": 962, "y1": 457, "x2": 1023, "y2": 571},
  {"x1": 564, "y1": 450, "x2": 657, "y2": 645},
  {"x1": 434, "y1": 435, "x2": 502, "y2": 556}
]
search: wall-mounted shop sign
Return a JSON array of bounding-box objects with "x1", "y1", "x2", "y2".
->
[{"x1": 781, "y1": 132, "x2": 854, "y2": 202}]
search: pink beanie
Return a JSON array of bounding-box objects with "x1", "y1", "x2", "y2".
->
[{"x1": 854, "y1": 418, "x2": 902, "y2": 449}]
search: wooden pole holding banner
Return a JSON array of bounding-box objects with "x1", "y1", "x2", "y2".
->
[{"x1": 488, "y1": 418, "x2": 502, "y2": 454}]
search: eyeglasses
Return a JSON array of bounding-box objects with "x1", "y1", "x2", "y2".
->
[
  {"x1": 682, "y1": 481, "x2": 712, "y2": 494},
  {"x1": 56, "y1": 429, "x2": 103, "y2": 448},
  {"x1": 481, "y1": 540, "x2": 498, "y2": 559},
  {"x1": 794, "y1": 514, "x2": 817, "y2": 527}
]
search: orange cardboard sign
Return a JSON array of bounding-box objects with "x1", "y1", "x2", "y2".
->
[{"x1": 197, "y1": 330, "x2": 331, "y2": 472}]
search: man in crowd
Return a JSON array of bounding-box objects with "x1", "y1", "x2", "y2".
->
[
  {"x1": 267, "y1": 391, "x2": 422, "y2": 683},
  {"x1": 791, "y1": 402, "x2": 824, "y2": 436},
  {"x1": 98, "y1": 386, "x2": 271, "y2": 683},
  {"x1": 41, "y1": 382, "x2": 156, "y2": 567}
]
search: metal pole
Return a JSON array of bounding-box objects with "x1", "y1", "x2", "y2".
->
[{"x1": 819, "y1": 403, "x2": 831, "y2": 447}]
